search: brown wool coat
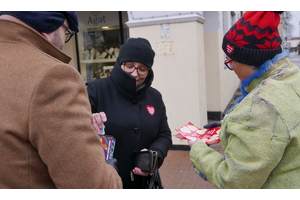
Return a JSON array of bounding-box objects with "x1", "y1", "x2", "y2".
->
[{"x1": 0, "y1": 19, "x2": 122, "y2": 188}]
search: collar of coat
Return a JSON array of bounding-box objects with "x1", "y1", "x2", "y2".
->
[
  {"x1": 0, "y1": 19, "x2": 71, "y2": 64},
  {"x1": 110, "y1": 61, "x2": 154, "y2": 99},
  {"x1": 226, "y1": 49, "x2": 290, "y2": 114}
]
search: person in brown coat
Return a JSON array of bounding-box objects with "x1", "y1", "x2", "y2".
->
[{"x1": 0, "y1": 11, "x2": 122, "y2": 189}]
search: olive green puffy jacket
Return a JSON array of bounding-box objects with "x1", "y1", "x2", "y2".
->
[{"x1": 190, "y1": 50, "x2": 300, "y2": 188}]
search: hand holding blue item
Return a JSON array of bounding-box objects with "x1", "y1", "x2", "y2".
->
[{"x1": 92, "y1": 112, "x2": 107, "y2": 135}]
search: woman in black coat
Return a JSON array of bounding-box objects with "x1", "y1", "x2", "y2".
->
[{"x1": 87, "y1": 38, "x2": 172, "y2": 189}]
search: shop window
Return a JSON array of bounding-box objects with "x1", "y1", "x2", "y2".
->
[{"x1": 75, "y1": 11, "x2": 128, "y2": 85}]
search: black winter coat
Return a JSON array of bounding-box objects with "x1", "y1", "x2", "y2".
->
[{"x1": 87, "y1": 62, "x2": 172, "y2": 189}]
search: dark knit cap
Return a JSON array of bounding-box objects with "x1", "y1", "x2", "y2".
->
[
  {"x1": 0, "y1": 11, "x2": 78, "y2": 33},
  {"x1": 117, "y1": 37, "x2": 155, "y2": 68},
  {"x1": 222, "y1": 11, "x2": 283, "y2": 67}
]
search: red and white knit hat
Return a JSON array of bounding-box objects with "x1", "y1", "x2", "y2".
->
[{"x1": 222, "y1": 11, "x2": 283, "y2": 67}]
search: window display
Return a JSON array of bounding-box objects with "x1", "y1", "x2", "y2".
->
[{"x1": 76, "y1": 11, "x2": 128, "y2": 84}]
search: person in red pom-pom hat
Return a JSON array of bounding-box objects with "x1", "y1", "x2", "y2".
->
[{"x1": 189, "y1": 11, "x2": 300, "y2": 188}]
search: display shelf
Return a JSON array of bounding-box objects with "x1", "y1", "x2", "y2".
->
[{"x1": 80, "y1": 58, "x2": 117, "y2": 64}]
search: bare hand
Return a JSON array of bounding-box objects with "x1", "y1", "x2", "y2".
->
[
  {"x1": 132, "y1": 167, "x2": 151, "y2": 176},
  {"x1": 132, "y1": 148, "x2": 152, "y2": 176},
  {"x1": 92, "y1": 112, "x2": 107, "y2": 134}
]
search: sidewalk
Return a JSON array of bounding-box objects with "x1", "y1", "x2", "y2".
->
[{"x1": 159, "y1": 142, "x2": 224, "y2": 189}]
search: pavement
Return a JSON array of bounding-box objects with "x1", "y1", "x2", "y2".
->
[
  {"x1": 158, "y1": 51, "x2": 300, "y2": 189},
  {"x1": 159, "y1": 142, "x2": 223, "y2": 189},
  {"x1": 288, "y1": 51, "x2": 300, "y2": 67}
]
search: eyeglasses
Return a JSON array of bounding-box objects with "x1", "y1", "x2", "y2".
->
[
  {"x1": 224, "y1": 59, "x2": 234, "y2": 70},
  {"x1": 62, "y1": 24, "x2": 74, "y2": 43},
  {"x1": 122, "y1": 62, "x2": 150, "y2": 76}
]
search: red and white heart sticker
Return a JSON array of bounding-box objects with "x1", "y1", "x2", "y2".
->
[
  {"x1": 226, "y1": 43, "x2": 234, "y2": 54},
  {"x1": 146, "y1": 105, "x2": 155, "y2": 115}
]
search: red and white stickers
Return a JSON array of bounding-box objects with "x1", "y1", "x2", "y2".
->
[{"x1": 174, "y1": 122, "x2": 220, "y2": 145}]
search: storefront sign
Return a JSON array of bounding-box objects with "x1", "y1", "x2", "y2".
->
[
  {"x1": 77, "y1": 11, "x2": 120, "y2": 29},
  {"x1": 87, "y1": 15, "x2": 106, "y2": 26}
]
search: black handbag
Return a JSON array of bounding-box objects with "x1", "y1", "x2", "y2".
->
[{"x1": 132, "y1": 150, "x2": 163, "y2": 189}]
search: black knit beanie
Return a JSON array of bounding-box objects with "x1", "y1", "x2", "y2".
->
[
  {"x1": 222, "y1": 11, "x2": 283, "y2": 67},
  {"x1": 0, "y1": 11, "x2": 79, "y2": 33},
  {"x1": 117, "y1": 37, "x2": 155, "y2": 68}
]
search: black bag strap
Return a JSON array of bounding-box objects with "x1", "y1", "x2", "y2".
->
[
  {"x1": 149, "y1": 150, "x2": 157, "y2": 173},
  {"x1": 148, "y1": 151, "x2": 163, "y2": 189},
  {"x1": 148, "y1": 168, "x2": 163, "y2": 189}
]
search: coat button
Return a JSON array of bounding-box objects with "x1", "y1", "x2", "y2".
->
[
  {"x1": 133, "y1": 127, "x2": 140, "y2": 134},
  {"x1": 132, "y1": 99, "x2": 138, "y2": 104}
]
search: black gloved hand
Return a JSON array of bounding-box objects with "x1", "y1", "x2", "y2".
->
[
  {"x1": 203, "y1": 121, "x2": 222, "y2": 129},
  {"x1": 106, "y1": 158, "x2": 118, "y2": 172}
]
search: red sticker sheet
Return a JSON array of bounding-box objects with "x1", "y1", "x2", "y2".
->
[{"x1": 175, "y1": 122, "x2": 220, "y2": 145}]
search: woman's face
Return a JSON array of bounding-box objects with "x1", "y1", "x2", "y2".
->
[
  {"x1": 121, "y1": 62, "x2": 149, "y2": 88},
  {"x1": 226, "y1": 56, "x2": 258, "y2": 80}
]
